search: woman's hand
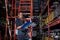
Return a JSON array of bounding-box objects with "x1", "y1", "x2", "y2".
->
[
  {"x1": 17, "y1": 26, "x2": 22, "y2": 29},
  {"x1": 16, "y1": 25, "x2": 23, "y2": 29}
]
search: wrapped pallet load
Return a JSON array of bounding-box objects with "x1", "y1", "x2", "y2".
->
[
  {"x1": 45, "y1": 10, "x2": 54, "y2": 24},
  {"x1": 53, "y1": 2, "x2": 60, "y2": 18}
]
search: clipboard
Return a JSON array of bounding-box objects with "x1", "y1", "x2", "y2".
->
[
  {"x1": 21, "y1": 21, "x2": 32, "y2": 29},
  {"x1": 16, "y1": 21, "x2": 37, "y2": 35}
]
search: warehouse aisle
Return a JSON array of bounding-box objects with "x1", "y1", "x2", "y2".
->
[{"x1": 0, "y1": 0, "x2": 60, "y2": 40}]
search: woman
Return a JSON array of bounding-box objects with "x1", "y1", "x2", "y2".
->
[{"x1": 16, "y1": 12, "x2": 31, "y2": 40}]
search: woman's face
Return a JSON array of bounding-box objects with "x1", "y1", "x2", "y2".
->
[{"x1": 18, "y1": 13, "x2": 23, "y2": 19}]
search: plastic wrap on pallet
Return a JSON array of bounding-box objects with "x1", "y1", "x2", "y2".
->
[
  {"x1": 45, "y1": 11, "x2": 54, "y2": 24},
  {"x1": 54, "y1": 5, "x2": 60, "y2": 18},
  {"x1": 45, "y1": 37, "x2": 54, "y2": 40}
]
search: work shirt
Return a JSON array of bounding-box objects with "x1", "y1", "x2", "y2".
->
[
  {"x1": 16, "y1": 18, "x2": 25, "y2": 35},
  {"x1": 16, "y1": 18, "x2": 24, "y2": 27},
  {"x1": 16, "y1": 18, "x2": 28, "y2": 40}
]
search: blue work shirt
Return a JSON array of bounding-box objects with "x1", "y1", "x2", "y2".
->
[
  {"x1": 16, "y1": 18, "x2": 29, "y2": 40},
  {"x1": 16, "y1": 18, "x2": 24, "y2": 27},
  {"x1": 16, "y1": 18, "x2": 24, "y2": 35}
]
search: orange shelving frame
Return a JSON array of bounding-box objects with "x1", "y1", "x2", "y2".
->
[
  {"x1": 30, "y1": 0, "x2": 33, "y2": 39},
  {"x1": 47, "y1": 0, "x2": 50, "y2": 40},
  {"x1": 5, "y1": 0, "x2": 16, "y2": 40},
  {"x1": 5, "y1": 0, "x2": 8, "y2": 40},
  {"x1": 41, "y1": 0, "x2": 50, "y2": 40},
  {"x1": 5, "y1": 0, "x2": 33, "y2": 40},
  {"x1": 19, "y1": 0, "x2": 33, "y2": 39},
  {"x1": 41, "y1": 0, "x2": 60, "y2": 40}
]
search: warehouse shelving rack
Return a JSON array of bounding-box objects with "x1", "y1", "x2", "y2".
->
[
  {"x1": 18, "y1": 0, "x2": 33, "y2": 39},
  {"x1": 40, "y1": 0, "x2": 60, "y2": 40},
  {"x1": 5, "y1": 0, "x2": 33, "y2": 40}
]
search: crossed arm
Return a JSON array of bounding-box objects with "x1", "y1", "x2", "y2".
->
[{"x1": 16, "y1": 18, "x2": 31, "y2": 29}]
